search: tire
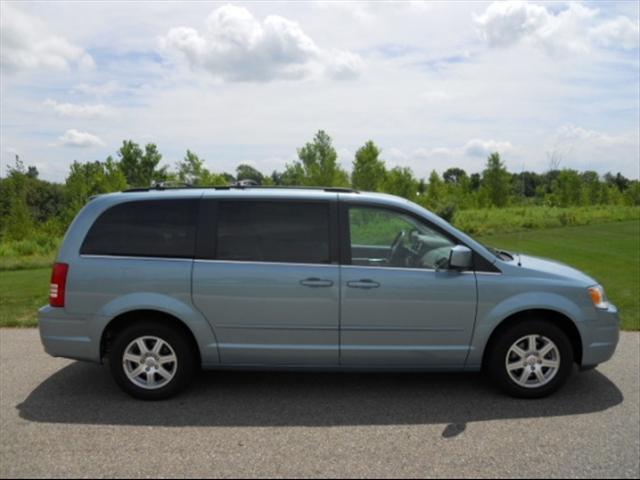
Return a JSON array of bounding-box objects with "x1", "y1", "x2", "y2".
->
[
  {"x1": 487, "y1": 320, "x2": 574, "y2": 399},
  {"x1": 109, "y1": 320, "x2": 197, "y2": 400}
]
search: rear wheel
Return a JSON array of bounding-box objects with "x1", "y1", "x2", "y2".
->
[
  {"x1": 109, "y1": 320, "x2": 196, "y2": 400},
  {"x1": 487, "y1": 320, "x2": 574, "y2": 398}
]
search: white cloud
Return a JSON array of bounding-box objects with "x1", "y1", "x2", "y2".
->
[
  {"x1": 463, "y1": 139, "x2": 515, "y2": 157},
  {"x1": 474, "y1": 1, "x2": 638, "y2": 54},
  {"x1": 324, "y1": 50, "x2": 364, "y2": 80},
  {"x1": 557, "y1": 124, "x2": 633, "y2": 147},
  {"x1": 43, "y1": 99, "x2": 114, "y2": 118},
  {"x1": 551, "y1": 124, "x2": 639, "y2": 174},
  {"x1": 590, "y1": 16, "x2": 640, "y2": 50},
  {"x1": 160, "y1": 4, "x2": 362, "y2": 81},
  {"x1": 72, "y1": 81, "x2": 123, "y2": 97},
  {"x1": 0, "y1": 2, "x2": 94, "y2": 73},
  {"x1": 412, "y1": 139, "x2": 515, "y2": 159},
  {"x1": 474, "y1": 1, "x2": 551, "y2": 48},
  {"x1": 58, "y1": 129, "x2": 105, "y2": 148}
]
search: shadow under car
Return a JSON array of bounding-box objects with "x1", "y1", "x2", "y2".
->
[{"x1": 17, "y1": 362, "x2": 623, "y2": 437}]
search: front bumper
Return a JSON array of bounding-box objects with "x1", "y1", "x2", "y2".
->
[
  {"x1": 580, "y1": 303, "x2": 620, "y2": 368},
  {"x1": 38, "y1": 306, "x2": 101, "y2": 362}
]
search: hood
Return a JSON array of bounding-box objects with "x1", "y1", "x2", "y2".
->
[{"x1": 512, "y1": 254, "x2": 597, "y2": 286}]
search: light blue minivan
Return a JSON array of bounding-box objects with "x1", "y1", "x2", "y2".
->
[{"x1": 38, "y1": 186, "x2": 620, "y2": 399}]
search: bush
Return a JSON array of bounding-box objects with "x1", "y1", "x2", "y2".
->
[
  {"x1": 452, "y1": 205, "x2": 639, "y2": 236},
  {"x1": 0, "y1": 236, "x2": 61, "y2": 271}
]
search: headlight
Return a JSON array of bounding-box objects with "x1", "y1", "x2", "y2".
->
[{"x1": 588, "y1": 285, "x2": 609, "y2": 309}]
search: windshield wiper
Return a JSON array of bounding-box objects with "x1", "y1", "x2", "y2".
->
[
  {"x1": 485, "y1": 245, "x2": 514, "y2": 261},
  {"x1": 497, "y1": 249, "x2": 514, "y2": 261}
]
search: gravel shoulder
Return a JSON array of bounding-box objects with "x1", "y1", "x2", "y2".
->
[{"x1": 1, "y1": 329, "x2": 638, "y2": 478}]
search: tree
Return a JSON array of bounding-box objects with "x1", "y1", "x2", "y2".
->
[
  {"x1": 236, "y1": 164, "x2": 264, "y2": 185},
  {"x1": 443, "y1": 167, "x2": 467, "y2": 185},
  {"x1": 351, "y1": 140, "x2": 386, "y2": 191},
  {"x1": 482, "y1": 152, "x2": 510, "y2": 207},
  {"x1": 26, "y1": 176, "x2": 65, "y2": 224},
  {"x1": 417, "y1": 178, "x2": 427, "y2": 196},
  {"x1": 176, "y1": 150, "x2": 228, "y2": 186},
  {"x1": 64, "y1": 159, "x2": 127, "y2": 221},
  {"x1": 580, "y1": 171, "x2": 601, "y2": 205},
  {"x1": 118, "y1": 140, "x2": 167, "y2": 187},
  {"x1": 604, "y1": 172, "x2": 630, "y2": 192},
  {"x1": 0, "y1": 157, "x2": 33, "y2": 240},
  {"x1": 176, "y1": 150, "x2": 206, "y2": 184},
  {"x1": 469, "y1": 173, "x2": 481, "y2": 192},
  {"x1": 383, "y1": 166, "x2": 417, "y2": 200},
  {"x1": 552, "y1": 169, "x2": 582, "y2": 207},
  {"x1": 26, "y1": 166, "x2": 38, "y2": 179},
  {"x1": 270, "y1": 170, "x2": 284, "y2": 185},
  {"x1": 284, "y1": 130, "x2": 349, "y2": 187},
  {"x1": 511, "y1": 171, "x2": 543, "y2": 199},
  {"x1": 425, "y1": 170, "x2": 444, "y2": 207},
  {"x1": 623, "y1": 181, "x2": 640, "y2": 206}
]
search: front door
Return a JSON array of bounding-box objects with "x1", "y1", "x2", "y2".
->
[
  {"x1": 192, "y1": 198, "x2": 340, "y2": 366},
  {"x1": 340, "y1": 204, "x2": 477, "y2": 367}
]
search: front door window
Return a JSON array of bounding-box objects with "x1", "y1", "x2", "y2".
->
[{"x1": 349, "y1": 206, "x2": 456, "y2": 269}]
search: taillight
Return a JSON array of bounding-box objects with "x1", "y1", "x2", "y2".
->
[{"x1": 49, "y1": 263, "x2": 69, "y2": 308}]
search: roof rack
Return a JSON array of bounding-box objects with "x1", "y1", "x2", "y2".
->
[
  {"x1": 124, "y1": 181, "x2": 192, "y2": 192},
  {"x1": 123, "y1": 183, "x2": 359, "y2": 194}
]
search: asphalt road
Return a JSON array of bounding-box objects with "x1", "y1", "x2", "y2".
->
[{"x1": 1, "y1": 329, "x2": 638, "y2": 478}]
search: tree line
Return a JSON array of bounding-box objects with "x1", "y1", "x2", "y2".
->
[{"x1": 1, "y1": 129, "x2": 638, "y2": 241}]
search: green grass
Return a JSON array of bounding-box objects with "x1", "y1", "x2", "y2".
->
[
  {"x1": 0, "y1": 268, "x2": 49, "y2": 327},
  {"x1": 477, "y1": 220, "x2": 640, "y2": 331},
  {"x1": 1, "y1": 221, "x2": 638, "y2": 330}
]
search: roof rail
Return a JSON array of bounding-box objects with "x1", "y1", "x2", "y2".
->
[
  {"x1": 124, "y1": 181, "x2": 192, "y2": 192},
  {"x1": 123, "y1": 184, "x2": 359, "y2": 194}
]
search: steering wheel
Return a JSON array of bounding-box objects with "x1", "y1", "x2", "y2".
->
[{"x1": 389, "y1": 230, "x2": 406, "y2": 265}]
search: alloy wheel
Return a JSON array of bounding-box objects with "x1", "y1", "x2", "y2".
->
[{"x1": 505, "y1": 334, "x2": 561, "y2": 389}]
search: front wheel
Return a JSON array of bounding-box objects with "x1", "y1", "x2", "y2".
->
[
  {"x1": 487, "y1": 320, "x2": 574, "y2": 398},
  {"x1": 109, "y1": 321, "x2": 196, "y2": 400}
]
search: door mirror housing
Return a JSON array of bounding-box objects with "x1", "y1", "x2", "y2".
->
[{"x1": 449, "y1": 245, "x2": 473, "y2": 270}]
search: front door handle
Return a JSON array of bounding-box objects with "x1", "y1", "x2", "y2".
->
[
  {"x1": 300, "y1": 277, "x2": 334, "y2": 288},
  {"x1": 347, "y1": 279, "x2": 381, "y2": 289}
]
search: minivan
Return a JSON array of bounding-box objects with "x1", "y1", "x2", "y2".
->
[{"x1": 38, "y1": 186, "x2": 620, "y2": 400}]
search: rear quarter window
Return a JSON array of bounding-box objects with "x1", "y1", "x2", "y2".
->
[{"x1": 80, "y1": 199, "x2": 198, "y2": 258}]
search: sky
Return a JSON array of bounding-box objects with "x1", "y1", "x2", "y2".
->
[{"x1": 1, "y1": 0, "x2": 639, "y2": 182}]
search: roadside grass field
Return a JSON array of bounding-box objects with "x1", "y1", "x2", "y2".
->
[
  {"x1": 0, "y1": 268, "x2": 49, "y2": 327},
  {"x1": 0, "y1": 221, "x2": 638, "y2": 330}
]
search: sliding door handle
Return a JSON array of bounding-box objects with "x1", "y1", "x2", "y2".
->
[
  {"x1": 300, "y1": 277, "x2": 334, "y2": 288},
  {"x1": 347, "y1": 279, "x2": 381, "y2": 289}
]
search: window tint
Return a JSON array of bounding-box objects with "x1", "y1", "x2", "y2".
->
[
  {"x1": 349, "y1": 206, "x2": 455, "y2": 269},
  {"x1": 216, "y1": 201, "x2": 330, "y2": 264},
  {"x1": 81, "y1": 199, "x2": 198, "y2": 258}
]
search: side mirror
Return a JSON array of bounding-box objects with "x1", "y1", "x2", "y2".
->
[{"x1": 449, "y1": 245, "x2": 473, "y2": 270}]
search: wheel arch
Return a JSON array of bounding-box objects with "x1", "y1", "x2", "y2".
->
[
  {"x1": 100, "y1": 309, "x2": 202, "y2": 365},
  {"x1": 481, "y1": 308, "x2": 583, "y2": 369}
]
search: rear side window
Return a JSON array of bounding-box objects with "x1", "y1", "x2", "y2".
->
[
  {"x1": 216, "y1": 201, "x2": 330, "y2": 264},
  {"x1": 81, "y1": 199, "x2": 198, "y2": 258}
]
